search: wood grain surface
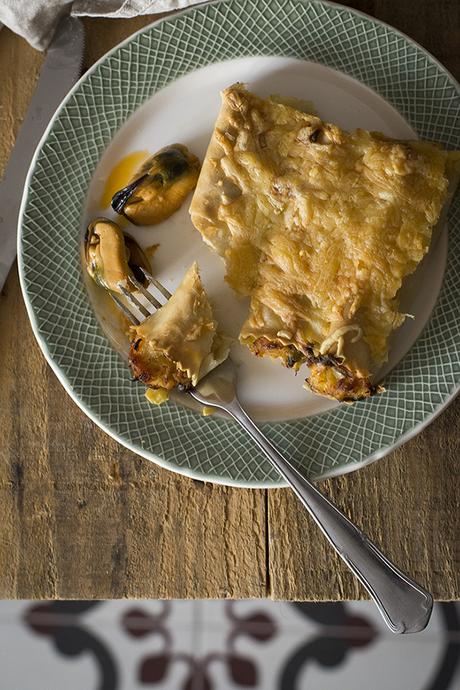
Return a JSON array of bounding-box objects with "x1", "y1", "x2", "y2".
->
[{"x1": 0, "y1": 0, "x2": 458, "y2": 600}]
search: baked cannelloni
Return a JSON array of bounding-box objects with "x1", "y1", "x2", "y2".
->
[
  {"x1": 190, "y1": 84, "x2": 460, "y2": 401},
  {"x1": 129, "y1": 263, "x2": 229, "y2": 403}
]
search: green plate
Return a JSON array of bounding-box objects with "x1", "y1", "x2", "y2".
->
[{"x1": 19, "y1": 0, "x2": 460, "y2": 487}]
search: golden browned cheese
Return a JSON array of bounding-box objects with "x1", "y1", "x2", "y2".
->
[
  {"x1": 129, "y1": 263, "x2": 229, "y2": 402},
  {"x1": 190, "y1": 83, "x2": 460, "y2": 401}
]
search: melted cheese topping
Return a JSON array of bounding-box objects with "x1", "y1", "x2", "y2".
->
[{"x1": 190, "y1": 84, "x2": 460, "y2": 399}]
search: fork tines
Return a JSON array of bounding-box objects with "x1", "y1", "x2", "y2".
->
[{"x1": 110, "y1": 267, "x2": 172, "y2": 325}]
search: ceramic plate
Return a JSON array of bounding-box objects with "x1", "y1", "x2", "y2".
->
[{"x1": 19, "y1": 0, "x2": 460, "y2": 487}]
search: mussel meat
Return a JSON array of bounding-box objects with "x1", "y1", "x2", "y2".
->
[
  {"x1": 85, "y1": 217, "x2": 151, "y2": 293},
  {"x1": 111, "y1": 144, "x2": 201, "y2": 225}
]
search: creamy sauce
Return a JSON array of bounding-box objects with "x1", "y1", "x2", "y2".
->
[
  {"x1": 197, "y1": 374, "x2": 235, "y2": 403},
  {"x1": 100, "y1": 150, "x2": 149, "y2": 209}
]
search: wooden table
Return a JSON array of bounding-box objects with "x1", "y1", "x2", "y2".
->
[{"x1": 0, "y1": 0, "x2": 459, "y2": 601}]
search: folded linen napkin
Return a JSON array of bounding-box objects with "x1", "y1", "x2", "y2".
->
[{"x1": 0, "y1": 0, "x2": 204, "y2": 50}]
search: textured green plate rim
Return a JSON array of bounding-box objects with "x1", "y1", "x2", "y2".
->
[{"x1": 19, "y1": 0, "x2": 460, "y2": 488}]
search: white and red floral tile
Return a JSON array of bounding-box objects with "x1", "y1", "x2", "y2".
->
[{"x1": 0, "y1": 600, "x2": 458, "y2": 689}]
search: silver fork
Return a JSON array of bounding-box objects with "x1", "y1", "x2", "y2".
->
[{"x1": 114, "y1": 269, "x2": 433, "y2": 635}]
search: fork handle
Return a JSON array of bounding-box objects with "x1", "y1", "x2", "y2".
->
[{"x1": 227, "y1": 400, "x2": 433, "y2": 634}]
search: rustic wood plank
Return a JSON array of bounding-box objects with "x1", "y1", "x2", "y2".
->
[
  {"x1": 268, "y1": 0, "x2": 460, "y2": 601},
  {"x1": 0, "y1": 23, "x2": 266, "y2": 599}
]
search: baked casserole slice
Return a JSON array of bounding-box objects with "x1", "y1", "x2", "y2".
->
[
  {"x1": 190, "y1": 84, "x2": 460, "y2": 401},
  {"x1": 129, "y1": 262, "x2": 229, "y2": 403}
]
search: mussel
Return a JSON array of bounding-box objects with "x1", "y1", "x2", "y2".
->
[
  {"x1": 84, "y1": 217, "x2": 151, "y2": 293},
  {"x1": 111, "y1": 144, "x2": 201, "y2": 225}
]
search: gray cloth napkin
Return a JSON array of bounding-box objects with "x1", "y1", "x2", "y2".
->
[{"x1": 0, "y1": 0, "x2": 204, "y2": 49}]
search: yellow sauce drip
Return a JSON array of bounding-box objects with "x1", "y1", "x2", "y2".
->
[
  {"x1": 145, "y1": 388, "x2": 169, "y2": 405},
  {"x1": 100, "y1": 151, "x2": 149, "y2": 209}
]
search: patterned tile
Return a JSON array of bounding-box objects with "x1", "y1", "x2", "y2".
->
[
  {"x1": 19, "y1": 0, "x2": 460, "y2": 486},
  {"x1": 1, "y1": 600, "x2": 459, "y2": 689}
]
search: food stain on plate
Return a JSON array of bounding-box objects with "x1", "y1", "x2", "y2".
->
[
  {"x1": 144, "y1": 243, "x2": 160, "y2": 260},
  {"x1": 100, "y1": 150, "x2": 149, "y2": 210}
]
